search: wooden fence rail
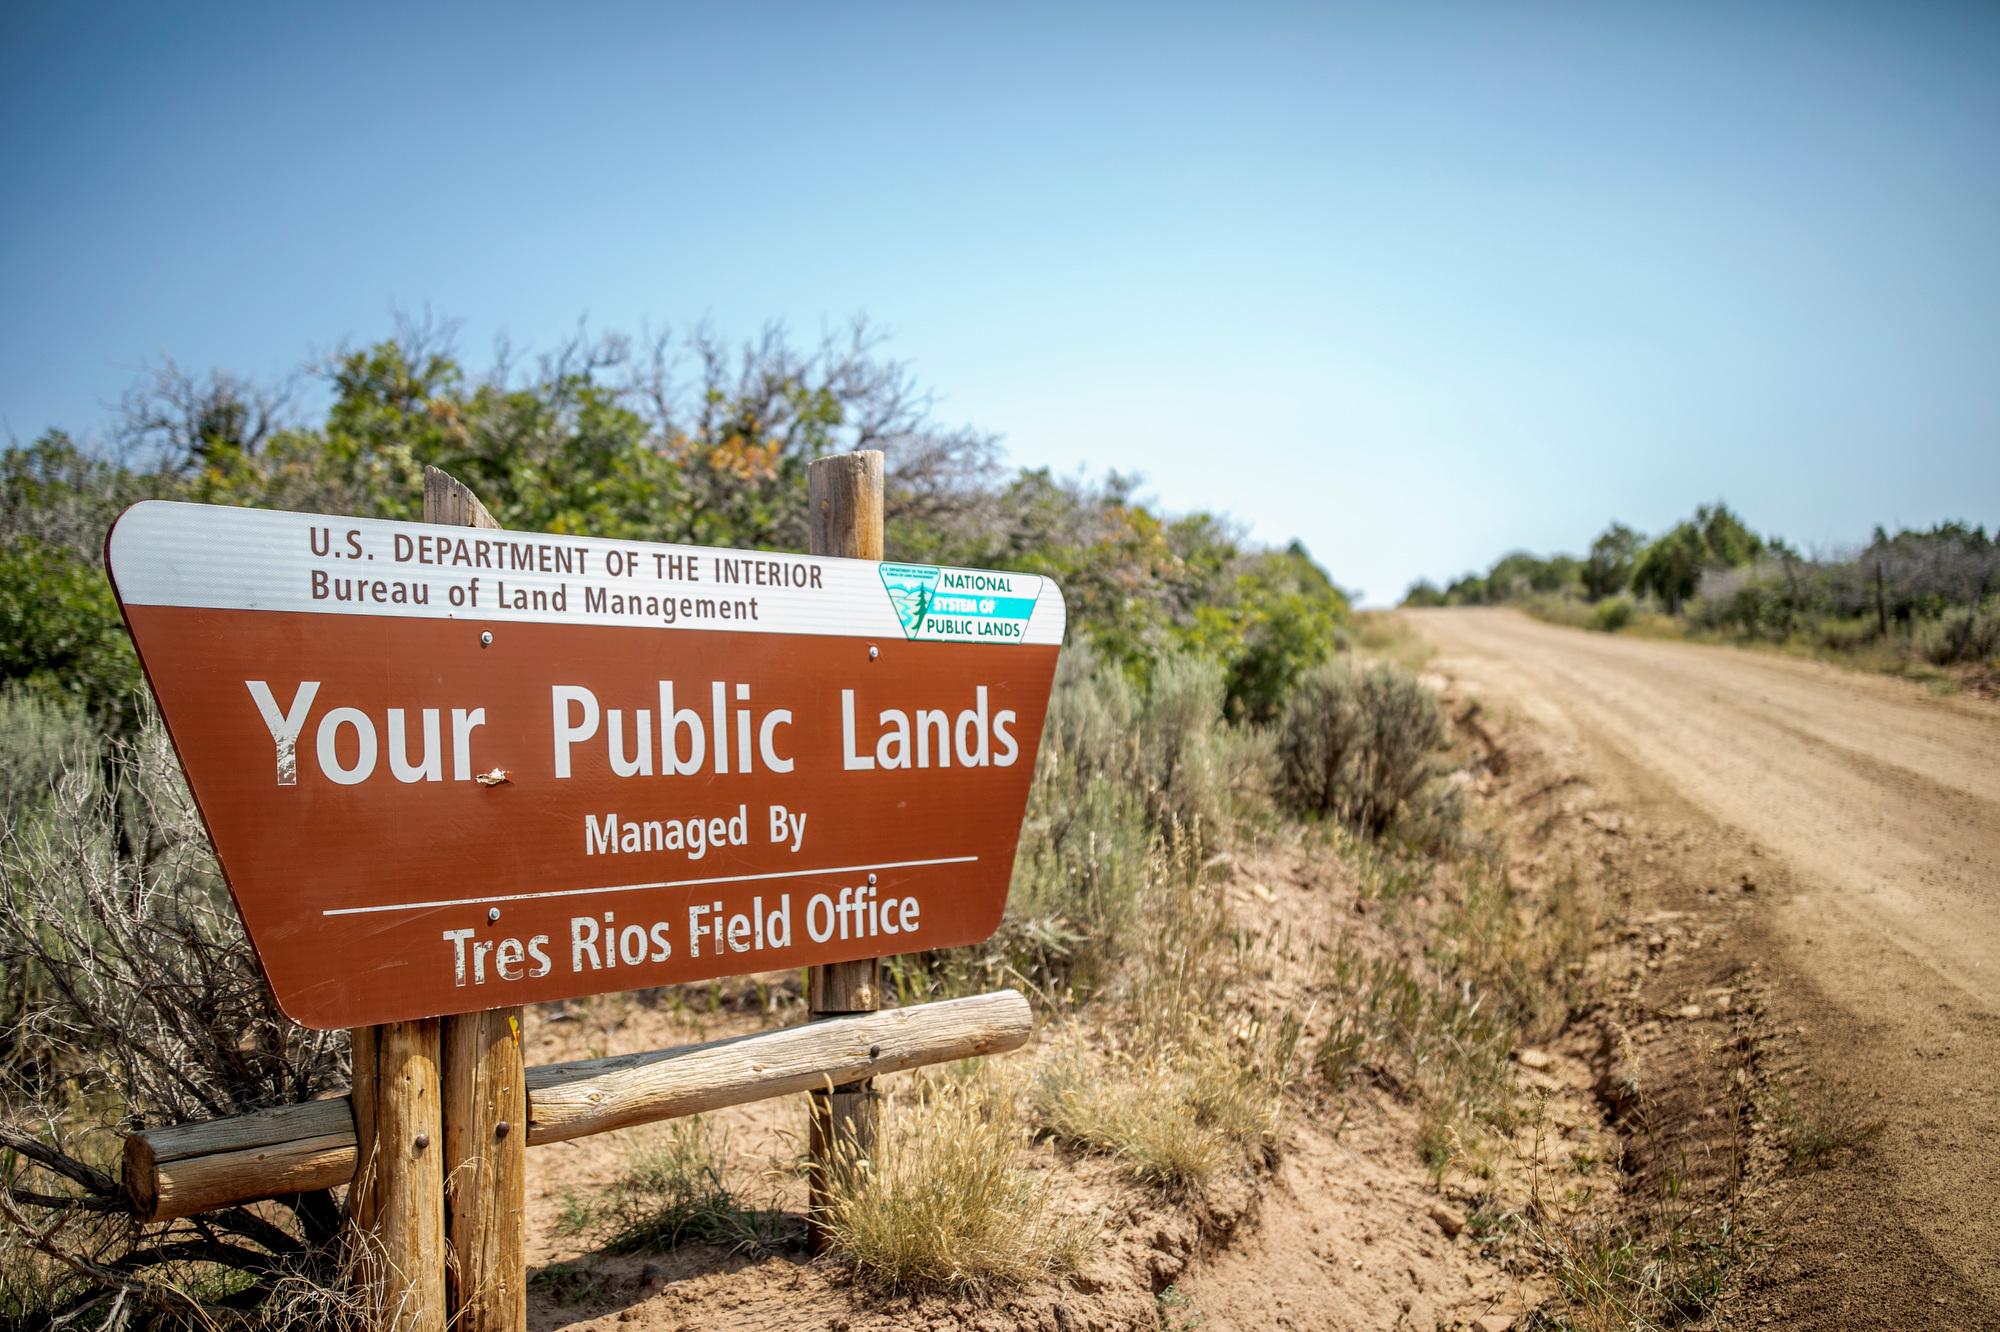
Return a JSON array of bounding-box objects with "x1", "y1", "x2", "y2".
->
[{"x1": 125, "y1": 990, "x2": 1031, "y2": 1223}]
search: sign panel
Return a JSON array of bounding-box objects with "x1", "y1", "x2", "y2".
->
[{"x1": 105, "y1": 502, "x2": 1064, "y2": 1029}]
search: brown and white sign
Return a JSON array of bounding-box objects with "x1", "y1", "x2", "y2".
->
[{"x1": 105, "y1": 501, "x2": 1064, "y2": 1029}]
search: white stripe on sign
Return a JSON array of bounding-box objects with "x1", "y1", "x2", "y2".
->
[
  {"x1": 320, "y1": 854, "x2": 983, "y2": 917},
  {"x1": 107, "y1": 501, "x2": 1066, "y2": 647}
]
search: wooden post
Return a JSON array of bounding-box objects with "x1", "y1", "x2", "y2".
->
[
  {"x1": 348, "y1": 467, "x2": 516, "y2": 1332},
  {"x1": 352, "y1": 1019, "x2": 445, "y2": 1332},
  {"x1": 805, "y1": 450, "x2": 885, "y2": 1246},
  {"x1": 441, "y1": 1009, "x2": 525, "y2": 1331},
  {"x1": 349, "y1": 925, "x2": 444, "y2": 1331},
  {"x1": 424, "y1": 467, "x2": 527, "y2": 1332}
]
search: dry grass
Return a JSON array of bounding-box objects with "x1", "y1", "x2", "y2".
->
[
  {"x1": 1527, "y1": 1168, "x2": 1747, "y2": 1332},
  {"x1": 1026, "y1": 825, "x2": 1299, "y2": 1196},
  {"x1": 818, "y1": 1070, "x2": 1091, "y2": 1296},
  {"x1": 556, "y1": 1117, "x2": 784, "y2": 1254},
  {"x1": 1312, "y1": 854, "x2": 1598, "y2": 1185},
  {"x1": 1768, "y1": 1079, "x2": 1883, "y2": 1171},
  {"x1": 1031, "y1": 1040, "x2": 1285, "y2": 1195},
  {"x1": 1310, "y1": 939, "x2": 1513, "y2": 1185},
  {"x1": 1351, "y1": 610, "x2": 1435, "y2": 673}
]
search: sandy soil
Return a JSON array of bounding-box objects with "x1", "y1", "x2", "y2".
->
[
  {"x1": 517, "y1": 842, "x2": 1542, "y2": 1332},
  {"x1": 1409, "y1": 607, "x2": 2000, "y2": 1327},
  {"x1": 512, "y1": 818, "x2": 1591, "y2": 1330}
]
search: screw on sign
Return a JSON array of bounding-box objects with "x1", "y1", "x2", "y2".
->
[{"x1": 104, "y1": 500, "x2": 1064, "y2": 1031}]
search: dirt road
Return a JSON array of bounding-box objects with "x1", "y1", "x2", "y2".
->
[{"x1": 1410, "y1": 608, "x2": 2000, "y2": 1324}]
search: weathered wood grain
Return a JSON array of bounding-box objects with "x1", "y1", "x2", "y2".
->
[
  {"x1": 527, "y1": 990, "x2": 1028, "y2": 1143},
  {"x1": 443, "y1": 1007, "x2": 525, "y2": 1332},
  {"x1": 370, "y1": 1018, "x2": 444, "y2": 1332},
  {"x1": 804, "y1": 450, "x2": 888, "y2": 1245},
  {"x1": 126, "y1": 993, "x2": 1031, "y2": 1220}
]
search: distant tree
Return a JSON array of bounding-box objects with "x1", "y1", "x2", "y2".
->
[
  {"x1": 1859, "y1": 521, "x2": 1998, "y2": 625},
  {"x1": 1402, "y1": 578, "x2": 1446, "y2": 608},
  {"x1": 117, "y1": 356, "x2": 294, "y2": 475},
  {"x1": 1693, "y1": 502, "x2": 1763, "y2": 568},
  {"x1": 1631, "y1": 523, "x2": 1706, "y2": 614},
  {"x1": 1438, "y1": 573, "x2": 1487, "y2": 605},
  {"x1": 1483, "y1": 551, "x2": 1541, "y2": 601},
  {"x1": 1542, "y1": 554, "x2": 1582, "y2": 592},
  {"x1": 1582, "y1": 522, "x2": 1642, "y2": 600},
  {"x1": 1632, "y1": 502, "x2": 1763, "y2": 615},
  {"x1": 1767, "y1": 535, "x2": 1804, "y2": 630}
]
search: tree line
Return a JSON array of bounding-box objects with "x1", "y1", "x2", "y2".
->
[
  {"x1": 1403, "y1": 502, "x2": 2000, "y2": 669},
  {"x1": 0, "y1": 317, "x2": 1351, "y2": 734}
]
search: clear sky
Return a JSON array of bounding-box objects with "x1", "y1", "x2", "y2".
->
[{"x1": 4, "y1": 2, "x2": 1996, "y2": 604}]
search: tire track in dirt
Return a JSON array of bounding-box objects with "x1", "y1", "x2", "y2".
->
[{"x1": 1409, "y1": 608, "x2": 2000, "y2": 1325}]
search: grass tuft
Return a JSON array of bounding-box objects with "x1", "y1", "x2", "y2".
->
[
  {"x1": 558, "y1": 1117, "x2": 783, "y2": 1254},
  {"x1": 1528, "y1": 1175, "x2": 1747, "y2": 1332},
  {"x1": 1769, "y1": 1079, "x2": 1883, "y2": 1171},
  {"x1": 1031, "y1": 1042, "x2": 1282, "y2": 1195},
  {"x1": 820, "y1": 1072, "x2": 1091, "y2": 1296}
]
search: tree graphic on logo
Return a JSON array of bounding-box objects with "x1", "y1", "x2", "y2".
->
[{"x1": 880, "y1": 564, "x2": 942, "y2": 638}]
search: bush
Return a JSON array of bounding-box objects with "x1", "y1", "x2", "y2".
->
[
  {"x1": 961, "y1": 649, "x2": 1262, "y2": 1003},
  {"x1": 1518, "y1": 593, "x2": 1593, "y2": 630},
  {"x1": 1812, "y1": 613, "x2": 1881, "y2": 653},
  {"x1": 0, "y1": 687, "x2": 97, "y2": 828},
  {"x1": 1138, "y1": 652, "x2": 1229, "y2": 834},
  {"x1": 1274, "y1": 663, "x2": 1451, "y2": 839},
  {"x1": 0, "y1": 537, "x2": 144, "y2": 731},
  {"x1": 967, "y1": 649, "x2": 1151, "y2": 1000},
  {"x1": 1916, "y1": 605, "x2": 2000, "y2": 665},
  {"x1": 0, "y1": 714, "x2": 348, "y2": 1315},
  {"x1": 1589, "y1": 597, "x2": 1634, "y2": 633}
]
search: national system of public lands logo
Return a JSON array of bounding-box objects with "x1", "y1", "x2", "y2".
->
[{"x1": 878, "y1": 563, "x2": 1041, "y2": 643}]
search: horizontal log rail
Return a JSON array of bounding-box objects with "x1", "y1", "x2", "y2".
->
[{"x1": 125, "y1": 990, "x2": 1031, "y2": 1223}]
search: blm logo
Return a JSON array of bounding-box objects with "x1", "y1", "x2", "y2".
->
[{"x1": 879, "y1": 563, "x2": 941, "y2": 638}]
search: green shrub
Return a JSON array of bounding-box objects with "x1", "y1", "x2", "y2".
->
[
  {"x1": 1518, "y1": 593, "x2": 1594, "y2": 630},
  {"x1": 1589, "y1": 597, "x2": 1634, "y2": 633},
  {"x1": 1916, "y1": 605, "x2": 2000, "y2": 665},
  {"x1": 976, "y1": 649, "x2": 1151, "y2": 999},
  {"x1": 1138, "y1": 652, "x2": 1228, "y2": 834},
  {"x1": 0, "y1": 537, "x2": 143, "y2": 731},
  {"x1": 1813, "y1": 613, "x2": 1881, "y2": 653},
  {"x1": 1180, "y1": 544, "x2": 1349, "y2": 722},
  {"x1": 958, "y1": 648, "x2": 1268, "y2": 1003},
  {"x1": 1274, "y1": 663, "x2": 1451, "y2": 839},
  {"x1": 0, "y1": 686, "x2": 97, "y2": 826}
]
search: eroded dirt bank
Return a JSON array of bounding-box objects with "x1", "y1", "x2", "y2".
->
[{"x1": 1411, "y1": 606, "x2": 2000, "y2": 1328}]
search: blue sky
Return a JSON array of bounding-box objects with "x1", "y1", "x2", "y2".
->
[{"x1": 4, "y1": 3, "x2": 1995, "y2": 604}]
